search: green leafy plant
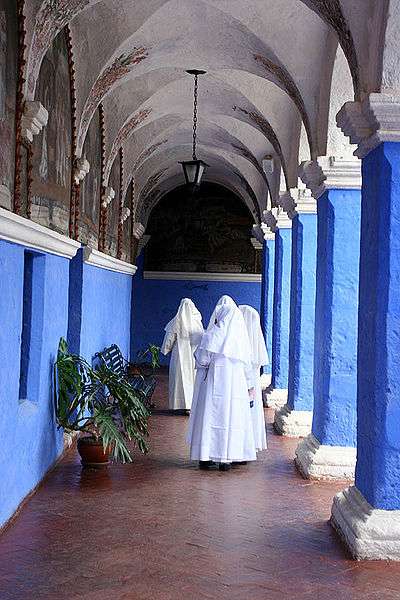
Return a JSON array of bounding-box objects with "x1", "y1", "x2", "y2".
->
[
  {"x1": 136, "y1": 344, "x2": 161, "y2": 370},
  {"x1": 54, "y1": 338, "x2": 150, "y2": 462}
]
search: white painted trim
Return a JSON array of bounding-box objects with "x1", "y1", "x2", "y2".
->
[
  {"x1": 144, "y1": 271, "x2": 262, "y2": 282},
  {"x1": 83, "y1": 247, "x2": 137, "y2": 275},
  {"x1": 295, "y1": 433, "x2": 356, "y2": 481},
  {"x1": 274, "y1": 404, "x2": 313, "y2": 438},
  {"x1": 264, "y1": 387, "x2": 287, "y2": 408},
  {"x1": 0, "y1": 207, "x2": 80, "y2": 258},
  {"x1": 331, "y1": 486, "x2": 400, "y2": 560}
]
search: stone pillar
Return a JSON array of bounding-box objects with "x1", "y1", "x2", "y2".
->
[
  {"x1": 329, "y1": 94, "x2": 400, "y2": 560},
  {"x1": 274, "y1": 191, "x2": 317, "y2": 437},
  {"x1": 254, "y1": 223, "x2": 275, "y2": 388},
  {"x1": 294, "y1": 157, "x2": 361, "y2": 480},
  {"x1": 263, "y1": 209, "x2": 292, "y2": 408}
]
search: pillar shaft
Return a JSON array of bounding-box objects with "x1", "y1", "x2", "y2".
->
[
  {"x1": 271, "y1": 227, "x2": 292, "y2": 391},
  {"x1": 312, "y1": 187, "x2": 361, "y2": 447},
  {"x1": 260, "y1": 237, "x2": 275, "y2": 376}
]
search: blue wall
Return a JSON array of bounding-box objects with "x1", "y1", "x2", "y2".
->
[
  {"x1": 271, "y1": 228, "x2": 292, "y2": 390},
  {"x1": 312, "y1": 188, "x2": 360, "y2": 447},
  {"x1": 0, "y1": 240, "x2": 69, "y2": 527},
  {"x1": 356, "y1": 143, "x2": 400, "y2": 510},
  {"x1": 68, "y1": 250, "x2": 133, "y2": 363},
  {"x1": 132, "y1": 255, "x2": 262, "y2": 365},
  {"x1": 287, "y1": 213, "x2": 317, "y2": 411}
]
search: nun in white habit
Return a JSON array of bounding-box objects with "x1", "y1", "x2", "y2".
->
[
  {"x1": 187, "y1": 295, "x2": 257, "y2": 470},
  {"x1": 239, "y1": 305, "x2": 269, "y2": 451},
  {"x1": 161, "y1": 298, "x2": 204, "y2": 411}
]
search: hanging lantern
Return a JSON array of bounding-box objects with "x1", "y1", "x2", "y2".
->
[{"x1": 180, "y1": 69, "x2": 208, "y2": 187}]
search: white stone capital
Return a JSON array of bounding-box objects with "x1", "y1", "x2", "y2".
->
[
  {"x1": 261, "y1": 223, "x2": 275, "y2": 241},
  {"x1": 74, "y1": 158, "x2": 90, "y2": 185},
  {"x1": 337, "y1": 93, "x2": 400, "y2": 159},
  {"x1": 274, "y1": 405, "x2": 313, "y2": 438},
  {"x1": 276, "y1": 210, "x2": 292, "y2": 230},
  {"x1": 21, "y1": 101, "x2": 48, "y2": 142},
  {"x1": 295, "y1": 433, "x2": 356, "y2": 481},
  {"x1": 250, "y1": 236, "x2": 263, "y2": 251},
  {"x1": 279, "y1": 191, "x2": 297, "y2": 219},
  {"x1": 331, "y1": 486, "x2": 400, "y2": 560},
  {"x1": 264, "y1": 387, "x2": 287, "y2": 409},
  {"x1": 101, "y1": 187, "x2": 115, "y2": 208},
  {"x1": 299, "y1": 157, "x2": 361, "y2": 199}
]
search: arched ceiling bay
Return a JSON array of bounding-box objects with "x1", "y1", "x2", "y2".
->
[{"x1": 25, "y1": 0, "x2": 387, "y2": 222}]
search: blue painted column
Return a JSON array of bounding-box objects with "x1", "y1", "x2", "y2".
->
[
  {"x1": 295, "y1": 158, "x2": 361, "y2": 480},
  {"x1": 259, "y1": 227, "x2": 275, "y2": 386},
  {"x1": 264, "y1": 210, "x2": 292, "y2": 408},
  {"x1": 331, "y1": 97, "x2": 400, "y2": 559},
  {"x1": 274, "y1": 195, "x2": 317, "y2": 436}
]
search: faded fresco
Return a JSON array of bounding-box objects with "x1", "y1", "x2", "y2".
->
[
  {"x1": 31, "y1": 28, "x2": 72, "y2": 234},
  {"x1": 104, "y1": 152, "x2": 121, "y2": 258},
  {"x1": 121, "y1": 180, "x2": 133, "y2": 263},
  {"x1": 145, "y1": 183, "x2": 259, "y2": 274},
  {"x1": 0, "y1": 2, "x2": 17, "y2": 209},
  {"x1": 80, "y1": 107, "x2": 101, "y2": 247}
]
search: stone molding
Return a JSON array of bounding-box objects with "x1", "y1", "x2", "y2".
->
[
  {"x1": 276, "y1": 210, "x2": 292, "y2": 229},
  {"x1": 144, "y1": 271, "x2": 262, "y2": 282},
  {"x1": 263, "y1": 209, "x2": 278, "y2": 232},
  {"x1": 274, "y1": 404, "x2": 313, "y2": 437},
  {"x1": 337, "y1": 93, "x2": 400, "y2": 159},
  {"x1": 21, "y1": 101, "x2": 48, "y2": 142},
  {"x1": 299, "y1": 157, "x2": 361, "y2": 200},
  {"x1": 331, "y1": 486, "x2": 400, "y2": 560},
  {"x1": 251, "y1": 224, "x2": 264, "y2": 245},
  {"x1": 251, "y1": 237, "x2": 263, "y2": 251},
  {"x1": 0, "y1": 207, "x2": 80, "y2": 258},
  {"x1": 295, "y1": 433, "x2": 356, "y2": 481},
  {"x1": 264, "y1": 387, "x2": 288, "y2": 409},
  {"x1": 132, "y1": 222, "x2": 145, "y2": 240},
  {"x1": 101, "y1": 187, "x2": 115, "y2": 208},
  {"x1": 261, "y1": 223, "x2": 275, "y2": 241},
  {"x1": 295, "y1": 188, "x2": 317, "y2": 214},
  {"x1": 83, "y1": 246, "x2": 137, "y2": 275},
  {"x1": 73, "y1": 158, "x2": 90, "y2": 185},
  {"x1": 279, "y1": 192, "x2": 297, "y2": 219},
  {"x1": 120, "y1": 207, "x2": 131, "y2": 224}
]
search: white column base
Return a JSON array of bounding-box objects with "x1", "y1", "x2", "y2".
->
[
  {"x1": 295, "y1": 433, "x2": 356, "y2": 480},
  {"x1": 264, "y1": 387, "x2": 287, "y2": 408},
  {"x1": 331, "y1": 486, "x2": 400, "y2": 560},
  {"x1": 274, "y1": 404, "x2": 312, "y2": 437},
  {"x1": 260, "y1": 373, "x2": 271, "y2": 390}
]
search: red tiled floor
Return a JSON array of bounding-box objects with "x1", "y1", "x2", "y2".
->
[{"x1": 1, "y1": 373, "x2": 400, "y2": 599}]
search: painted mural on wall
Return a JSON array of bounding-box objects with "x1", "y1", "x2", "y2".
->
[
  {"x1": 30, "y1": 28, "x2": 72, "y2": 234},
  {"x1": 0, "y1": 2, "x2": 17, "y2": 209},
  {"x1": 80, "y1": 107, "x2": 101, "y2": 247},
  {"x1": 104, "y1": 152, "x2": 121, "y2": 258},
  {"x1": 145, "y1": 183, "x2": 259, "y2": 274}
]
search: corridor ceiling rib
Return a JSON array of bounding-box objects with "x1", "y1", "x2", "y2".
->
[{"x1": 24, "y1": 0, "x2": 388, "y2": 219}]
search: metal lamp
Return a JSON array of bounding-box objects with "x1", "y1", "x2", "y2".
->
[{"x1": 180, "y1": 69, "x2": 208, "y2": 187}]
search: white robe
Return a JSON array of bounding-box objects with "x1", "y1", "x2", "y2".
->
[
  {"x1": 161, "y1": 299, "x2": 203, "y2": 410},
  {"x1": 239, "y1": 305, "x2": 270, "y2": 451},
  {"x1": 187, "y1": 295, "x2": 257, "y2": 463}
]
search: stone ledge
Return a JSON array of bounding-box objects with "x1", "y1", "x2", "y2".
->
[
  {"x1": 274, "y1": 404, "x2": 312, "y2": 437},
  {"x1": 0, "y1": 207, "x2": 80, "y2": 259},
  {"x1": 295, "y1": 433, "x2": 356, "y2": 480},
  {"x1": 331, "y1": 486, "x2": 400, "y2": 560},
  {"x1": 83, "y1": 247, "x2": 137, "y2": 275},
  {"x1": 144, "y1": 271, "x2": 262, "y2": 282},
  {"x1": 264, "y1": 387, "x2": 287, "y2": 409}
]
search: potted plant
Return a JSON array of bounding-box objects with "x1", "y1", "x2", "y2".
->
[{"x1": 54, "y1": 338, "x2": 150, "y2": 467}]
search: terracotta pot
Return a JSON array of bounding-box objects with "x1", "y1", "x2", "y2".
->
[{"x1": 77, "y1": 436, "x2": 111, "y2": 467}]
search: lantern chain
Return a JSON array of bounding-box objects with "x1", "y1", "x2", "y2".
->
[{"x1": 192, "y1": 73, "x2": 198, "y2": 161}]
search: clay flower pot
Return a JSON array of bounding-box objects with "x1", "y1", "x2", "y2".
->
[{"x1": 77, "y1": 436, "x2": 111, "y2": 467}]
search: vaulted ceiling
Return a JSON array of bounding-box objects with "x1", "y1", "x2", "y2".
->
[{"x1": 24, "y1": 0, "x2": 389, "y2": 224}]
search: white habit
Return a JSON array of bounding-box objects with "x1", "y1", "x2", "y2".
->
[
  {"x1": 161, "y1": 298, "x2": 204, "y2": 410},
  {"x1": 239, "y1": 305, "x2": 269, "y2": 451},
  {"x1": 187, "y1": 295, "x2": 257, "y2": 463}
]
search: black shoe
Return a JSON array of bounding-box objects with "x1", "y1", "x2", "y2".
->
[
  {"x1": 199, "y1": 461, "x2": 214, "y2": 470},
  {"x1": 218, "y1": 463, "x2": 231, "y2": 471}
]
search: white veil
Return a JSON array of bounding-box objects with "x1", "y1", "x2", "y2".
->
[
  {"x1": 163, "y1": 298, "x2": 203, "y2": 340},
  {"x1": 239, "y1": 305, "x2": 269, "y2": 367},
  {"x1": 198, "y1": 295, "x2": 251, "y2": 363}
]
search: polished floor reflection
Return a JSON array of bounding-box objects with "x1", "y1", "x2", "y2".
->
[{"x1": 1, "y1": 374, "x2": 400, "y2": 599}]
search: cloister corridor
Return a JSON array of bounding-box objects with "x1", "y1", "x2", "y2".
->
[{"x1": 1, "y1": 373, "x2": 400, "y2": 600}]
